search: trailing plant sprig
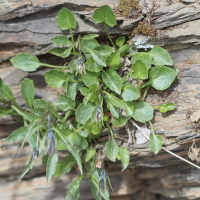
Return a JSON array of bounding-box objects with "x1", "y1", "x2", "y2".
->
[{"x1": 1, "y1": 4, "x2": 193, "y2": 200}]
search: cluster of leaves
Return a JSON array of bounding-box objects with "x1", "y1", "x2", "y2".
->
[{"x1": 1, "y1": 5, "x2": 178, "y2": 200}]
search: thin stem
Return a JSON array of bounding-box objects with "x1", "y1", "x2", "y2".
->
[
  {"x1": 142, "y1": 85, "x2": 150, "y2": 102},
  {"x1": 138, "y1": 78, "x2": 141, "y2": 101},
  {"x1": 130, "y1": 119, "x2": 200, "y2": 171},
  {"x1": 97, "y1": 78, "x2": 104, "y2": 83},
  {"x1": 104, "y1": 22, "x2": 117, "y2": 51},
  {"x1": 105, "y1": 122, "x2": 114, "y2": 138},
  {"x1": 148, "y1": 121, "x2": 155, "y2": 136},
  {"x1": 122, "y1": 71, "x2": 132, "y2": 82},
  {"x1": 69, "y1": 28, "x2": 76, "y2": 54},
  {"x1": 41, "y1": 63, "x2": 65, "y2": 69}
]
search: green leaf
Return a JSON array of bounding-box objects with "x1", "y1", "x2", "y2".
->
[
  {"x1": 122, "y1": 83, "x2": 140, "y2": 101},
  {"x1": 53, "y1": 126, "x2": 83, "y2": 174},
  {"x1": 105, "y1": 93, "x2": 126, "y2": 109},
  {"x1": 95, "y1": 45, "x2": 114, "y2": 59},
  {"x1": 82, "y1": 34, "x2": 99, "y2": 40},
  {"x1": 0, "y1": 78, "x2": 17, "y2": 105},
  {"x1": 124, "y1": 101, "x2": 134, "y2": 116},
  {"x1": 44, "y1": 70, "x2": 69, "y2": 89},
  {"x1": 131, "y1": 61, "x2": 148, "y2": 80},
  {"x1": 49, "y1": 45, "x2": 74, "y2": 58},
  {"x1": 85, "y1": 148, "x2": 96, "y2": 162},
  {"x1": 118, "y1": 147, "x2": 130, "y2": 171},
  {"x1": 4, "y1": 126, "x2": 27, "y2": 143},
  {"x1": 29, "y1": 108, "x2": 45, "y2": 117},
  {"x1": 159, "y1": 103, "x2": 176, "y2": 113},
  {"x1": 80, "y1": 87, "x2": 89, "y2": 96},
  {"x1": 131, "y1": 53, "x2": 152, "y2": 70},
  {"x1": 90, "y1": 173, "x2": 102, "y2": 200},
  {"x1": 144, "y1": 66, "x2": 177, "y2": 90},
  {"x1": 102, "y1": 69, "x2": 122, "y2": 94},
  {"x1": 21, "y1": 78, "x2": 35, "y2": 108},
  {"x1": 85, "y1": 57, "x2": 103, "y2": 72},
  {"x1": 113, "y1": 115, "x2": 129, "y2": 127},
  {"x1": 58, "y1": 94, "x2": 75, "y2": 111},
  {"x1": 105, "y1": 138, "x2": 119, "y2": 162},
  {"x1": 74, "y1": 133, "x2": 88, "y2": 150},
  {"x1": 33, "y1": 99, "x2": 47, "y2": 109},
  {"x1": 68, "y1": 59, "x2": 78, "y2": 73},
  {"x1": 28, "y1": 133, "x2": 37, "y2": 150},
  {"x1": 10, "y1": 53, "x2": 41, "y2": 72},
  {"x1": 54, "y1": 154, "x2": 76, "y2": 177},
  {"x1": 82, "y1": 72, "x2": 99, "y2": 87},
  {"x1": 76, "y1": 102, "x2": 96, "y2": 124},
  {"x1": 19, "y1": 155, "x2": 34, "y2": 181},
  {"x1": 106, "y1": 52, "x2": 121, "y2": 70},
  {"x1": 56, "y1": 7, "x2": 77, "y2": 30},
  {"x1": 92, "y1": 5, "x2": 117, "y2": 27},
  {"x1": 132, "y1": 102, "x2": 154, "y2": 123},
  {"x1": 83, "y1": 85, "x2": 98, "y2": 106},
  {"x1": 116, "y1": 36, "x2": 125, "y2": 47},
  {"x1": 81, "y1": 39, "x2": 100, "y2": 54},
  {"x1": 21, "y1": 118, "x2": 40, "y2": 148},
  {"x1": 118, "y1": 44, "x2": 130, "y2": 56},
  {"x1": 149, "y1": 134, "x2": 163, "y2": 154},
  {"x1": 65, "y1": 175, "x2": 83, "y2": 199},
  {"x1": 149, "y1": 46, "x2": 173, "y2": 66},
  {"x1": 107, "y1": 102, "x2": 119, "y2": 118},
  {"x1": 46, "y1": 153, "x2": 59, "y2": 182},
  {"x1": 50, "y1": 36, "x2": 71, "y2": 46},
  {"x1": 84, "y1": 120, "x2": 102, "y2": 135},
  {"x1": 0, "y1": 107, "x2": 15, "y2": 117},
  {"x1": 82, "y1": 46, "x2": 106, "y2": 66}
]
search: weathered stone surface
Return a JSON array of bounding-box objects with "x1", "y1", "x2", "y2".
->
[{"x1": 1, "y1": 0, "x2": 200, "y2": 200}]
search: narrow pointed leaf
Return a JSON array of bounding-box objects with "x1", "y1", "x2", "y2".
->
[
  {"x1": 82, "y1": 34, "x2": 99, "y2": 40},
  {"x1": 118, "y1": 147, "x2": 130, "y2": 171},
  {"x1": 21, "y1": 78, "x2": 35, "y2": 108},
  {"x1": 46, "y1": 153, "x2": 59, "y2": 182},
  {"x1": 116, "y1": 36, "x2": 125, "y2": 47},
  {"x1": 85, "y1": 148, "x2": 96, "y2": 162},
  {"x1": 58, "y1": 94, "x2": 75, "y2": 111},
  {"x1": 159, "y1": 103, "x2": 176, "y2": 113}
]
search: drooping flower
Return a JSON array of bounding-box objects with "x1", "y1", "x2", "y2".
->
[
  {"x1": 33, "y1": 149, "x2": 39, "y2": 160},
  {"x1": 45, "y1": 130, "x2": 56, "y2": 156},
  {"x1": 96, "y1": 106, "x2": 102, "y2": 122},
  {"x1": 77, "y1": 56, "x2": 85, "y2": 75}
]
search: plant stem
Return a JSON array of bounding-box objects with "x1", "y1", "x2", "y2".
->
[
  {"x1": 130, "y1": 119, "x2": 200, "y2": 170},
  {"x1": 122, "y1": 71, "x2": 132, "y2": 82},
  {"x1": 0, "y1": 98, "x2": 12, "y2": 106},
  {"x1": 104, "y1": 22, "x2": 117, "y2": 51},
  {"x1": 105, "y1": 122, "x2": 114, "y2": 138},
  {"x1": 148, "y1": 121, "x2": 155, "y2": 136},
  {"x1": 40, "y1": 63, "x2": 65, "y2": 69},
  {"x1": 138, "y1": 78, "x2": 141, "y2": 101},
  {"x1": 69, "y1": 28, "x2": 76, "y2": 54},
  {"x1": 142, "y1": 85, "x2": 150, "y2": 101}
]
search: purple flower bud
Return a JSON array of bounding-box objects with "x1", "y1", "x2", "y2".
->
[
  {"x1": 33, "y1": 150, "x2": 39, "y2": 160},
  {"x1": 77, "y1": 56, "x2": 85, "y2": 75},
  {"x1": 45, "y1": 130, "x2": 56, "y2": 156},
  {"x1": 96, "y1": 106, "x2": 102, "y2": 122}
]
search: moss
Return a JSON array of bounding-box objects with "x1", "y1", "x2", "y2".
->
[
  {"x1": 129, "y1": 21, "x2": 157, "y2": 39},
  {"x1": 85, "y1": 7, "x2": 93, "y2": 11},
  {"x1": 117, "y1": 0, "x2": 142, "y2": 18}
]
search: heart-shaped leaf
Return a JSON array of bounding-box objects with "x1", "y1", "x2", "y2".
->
[
  {"x1": 131, "y1": 53, "x2": 152, "y2": 70},
  {"x1": 118, "y1": 147, "x2": 130, "y2": 171},
  {"x1": 92, "y1": 5, "x2": 117, "y2": 27},
  {"x1": 149, "y1": 46, "x2": 173, "y2": 66},
  {"x1": 149, "y1": 134, "x2": 163, "y2": 154},
  {"x1": 116, "y1": 36, "x2": 125, "y2": 47},
  {"x1": 44, "y1": 70, "x2": 69, "y2": 89},
  {"x1": 132, "y1": 102, "x2": 154, "y2": 123},
  {"x1": 131, "y1": 60, "x2": 148, "y2": 80},
  {"x1": 122, "y1": 83, "x2": 140, "y2": 101},
  {"x1": 11, "y1": 53, "x2": 41, "y2": 72},
  {"x1": 56, "y1": 7, "x2": 77, "y2": 30},
  {"x1": 21, "y1": 78, "x2": 35, "y2": 108},
  {"x1": 143, "y1": 65, "x2": 177, "y2": 90},
  {"x1": 102, "y1": 69, "x2": 122, "y2": 94},
  {"x1": 106, "y1": 52, "x2": 121, "y2": 70},
  {"x1": 105, "y1": 138, "x2": 119, "y2": 162},
  {"x1": 113, "y1": 115, "x2": 129, "y2": 127},
  {"x1": 50, "y1": 36, "x2": 71, "y2": 46},
  {"x1": 159, "y1": 103, "x2": 176, "y2": 113}
]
